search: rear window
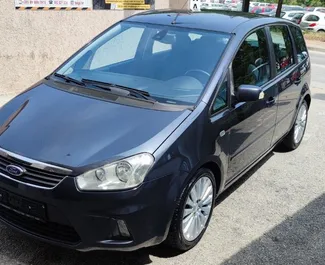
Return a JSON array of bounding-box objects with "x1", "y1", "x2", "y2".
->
[
  {"x1": 293, "y1": 13, "x2": 304, "y2": 19},
  {"x1": 290, "y1": 26, "x2": 308, "y2": 63},
  {"x1": 305, "y1": 15, "x2": 320, "y2": 21}
]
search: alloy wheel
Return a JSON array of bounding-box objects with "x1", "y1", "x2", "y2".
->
[
  {"x1": 294, "y1": 104, "x2": 307, "y2": 144},
  {"x1": 181, "y1": 176, "x2": 213, "y2": 241}
]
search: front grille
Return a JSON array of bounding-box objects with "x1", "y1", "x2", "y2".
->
[
  {"x1": 0, "y1": 155, "x2": 67, "y2": 188},
  {"x1": 0, "y1": 204, "x2": 81, "y2": 245}
]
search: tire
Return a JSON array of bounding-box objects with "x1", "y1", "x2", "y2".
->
[
  {"x1": 282, "y1": 100, "x2": 308, "y2": 150},
  {"x1": 165, "y1": 168, "x2": 216, "y2": 251}
]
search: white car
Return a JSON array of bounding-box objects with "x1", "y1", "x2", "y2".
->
[
  {"x1": 282, "y1": 10, "x2": 306, "y2": 21},
  {"x1": 259, "y1": 2, "x2": 269, "y2": 6},
  {"x1": 201, "y1": 3, "x2": 230, "y2": 10},
  {"x1": 306, "y1": 7, "x2": 325, "y2": 13},
  {"x1": 300, "y1": 12, "x2": 325, "y2": 32}
]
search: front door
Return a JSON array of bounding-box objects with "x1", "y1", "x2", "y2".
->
[{"x1": 227, "y1": 28, "x2": 278, "y2": 178}]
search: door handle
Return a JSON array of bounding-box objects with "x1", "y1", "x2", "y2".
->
[{"x1": 266, "y1": 97, "x2": 276, "y2": 106}]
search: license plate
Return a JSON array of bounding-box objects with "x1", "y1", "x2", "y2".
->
[{"x1": 0, "y1": 189, "x2": 46, "y2": 221}]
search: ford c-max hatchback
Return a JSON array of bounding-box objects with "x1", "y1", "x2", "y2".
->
[{"x1": 0, "y1": 10, "x2": 311, "y2": 251}]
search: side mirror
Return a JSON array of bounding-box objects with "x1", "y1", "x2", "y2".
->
[{"x1": 236, "y1": 85, "x2": 264, "y2": 103}]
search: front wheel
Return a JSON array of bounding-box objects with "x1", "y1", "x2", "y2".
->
[
  {"x1": 283, "y1": 100, "x2": 308, "y2": 150},
  {"x1": 165, "y1": 168, "x2": 216, "y2": 251}
]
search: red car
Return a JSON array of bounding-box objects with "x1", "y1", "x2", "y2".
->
[{"x1": 251, "y1": 6, "x2": 273, "y2": 13}]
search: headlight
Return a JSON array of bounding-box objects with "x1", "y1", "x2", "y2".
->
[{"x1": 76, "y1": 153, "x2": 154, "y2": 191}]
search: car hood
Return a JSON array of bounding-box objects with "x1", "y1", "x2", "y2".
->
[{"x1": 0, "y1": 82, "x2": 191, "y2": 169}]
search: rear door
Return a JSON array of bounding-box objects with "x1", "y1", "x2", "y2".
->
[
  {"x1": 227, "y1": 28, "x2": 278, "y2": 178},
  {"x1": 268, "y1": 25, "x2": 305, "y2": 144}
]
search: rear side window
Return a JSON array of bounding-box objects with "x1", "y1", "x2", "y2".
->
[
  {"x1": 232, "y1": 29, "x2": 271, "y2": 89},
  {"x1": 290, "y1": 26, "x2": 308, "y2": 63},
  {"x1": 288, "y1": 13, "x2": 296, "y2": 17},
  {"x1": 305, "y1": 15, "x2": 320, "y2": 21},
  {"x1": 269, "y1": 26, "x2": 294, "y2": 74}
]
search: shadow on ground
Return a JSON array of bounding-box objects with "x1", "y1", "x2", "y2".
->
[
  {"x1": 221, "y1": 192, "x2": 325, "y2": 265},
  {"x1": 312, "y1": 93, "x2": 325, "y2": 101}
]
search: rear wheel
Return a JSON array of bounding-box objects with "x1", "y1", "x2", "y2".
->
[
  {"x1": 282, "y1": 100, "x2": 308, "y2": 150},
  {"x1": 166, "y1": 168, "x2": 216, "y2": 251}
]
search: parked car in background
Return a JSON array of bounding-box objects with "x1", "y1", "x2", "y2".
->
[
  {"x1": 300, "y1": 12, "x2": 325, "y2": 32},
  {"x1": 251, "y1": 6, "x2": 273, "y2": 13},
  {"x1": 257, "y1": 2, "x2": 270, "y2": 6},
  {"x1": 0, "y1": 10, "x2": 312, "y2": 253},
  {"x1": 292, "y1": 12, "x2": 307, "y2": 24},
  {"x1": 201, "y1": 3, "x2": 230, "y2": 10},
  {"x1": 282, "y1": 5, "x2": 304, "y2": 11},
  {"x1": 305, "y1": 6, "x2": 325, "y2": 12},
  {"x1": 282, "y1": 11, "x2": 306, "y2": 21}
]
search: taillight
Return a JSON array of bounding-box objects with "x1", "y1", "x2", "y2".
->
[
  {"x1": 309, "y1": 23, "x2": 317, "y2": 27},
  {"x1": 297, "y1": 19, "x2": 302, "y2": 24}
]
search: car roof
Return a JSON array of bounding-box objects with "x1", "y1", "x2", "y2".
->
[
  {"x1": 285, "y1": 10, "x2": 305, "y2": 13},
  {"x1": 125, "y1": 10, "x2": 286, "y2": 33}
]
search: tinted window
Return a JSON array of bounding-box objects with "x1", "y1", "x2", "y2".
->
[
  {"x1": 269, "y1": 26, "x2": 294, "y2": 74},
  {"x1": 293, "y1": 13, "x2": 304, "y2": 19},
  {"x1": 90, "y1": 27, "x2": 144, "y2": 70},
  {"x1": 232, "y1": 29, "x2": 270, "y2": 89},
  {"x1": 212, "y1": 79, "x2": 228, "y2": 114},
  {"x1": 290, "y1": 26, "x2": 308, "y2": 63},
  {"x1": 152, "y1": 40, "x2": 171, "y2": 54},
  {"x1": 305, "y1": 15, "x2": 320, "y2": 21},
  {"x1": 288, "y1": 13, "x2": 296, "y2": 17},
  {"x1": 57, "y1": 22, "x2": 230, "y2": 106}
]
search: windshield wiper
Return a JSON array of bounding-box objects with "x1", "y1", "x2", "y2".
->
[
  {"x1": 81, "y1": 79, "x2": 156, "y2": 102},
  {"x1": 53, "y1": 73, "x2": 85, "y2": 86}
]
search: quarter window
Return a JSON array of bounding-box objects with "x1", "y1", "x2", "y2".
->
[
  {"x1": 290, "y1": 26, "x2": 308, "y2": 63},
  {"x1": 269, "y1": 26, "x2": 294, "y2": 74},
  {"x1": 212, "y1": 80, "x2": 228, "y2": 114},
  {"x1": 232, "y1": 29, "x2": 271, "y2": 90}
]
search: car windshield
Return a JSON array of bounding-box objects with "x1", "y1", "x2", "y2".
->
[{"x1": 56, "y1": 22, "x2": 230, "y2": 106}]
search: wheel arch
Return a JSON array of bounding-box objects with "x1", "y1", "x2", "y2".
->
[
  {"x1": 304, "y1": 93, "x2": 311, "y2": 109},
  {"x1": 198, "y1": 160, "x2": 224, "y2": 196}
]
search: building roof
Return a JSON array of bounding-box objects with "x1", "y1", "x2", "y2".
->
[{"x1": 125, "y1": 10, "x2": 285, "y2": 33}]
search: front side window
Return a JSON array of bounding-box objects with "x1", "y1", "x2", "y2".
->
[
  {"x1": 56, "y1": 22, "x2": 230, "y2": 106},
  {"x1": 290, "y1": 26, "x2": 308, "y2": 63},
  {"x1": 232, "y1": 29, "x2": 271, "y2": 90},
  {"x1": 269, "y1": 26, "x2": 294, "y2": 74}
]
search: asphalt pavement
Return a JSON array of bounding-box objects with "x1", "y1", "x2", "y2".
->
[{"x1": 0, "y1": 51, "x2": 324, "y2": 265}]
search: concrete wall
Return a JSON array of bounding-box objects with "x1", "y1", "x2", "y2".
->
[
  {"x1": 0, "y1": 0, "x2": 169, "y2": 94},
  {"x1": 169, "y1": 0, "x2": 188, "y2": 9}
]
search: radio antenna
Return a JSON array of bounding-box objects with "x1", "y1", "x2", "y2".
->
[{"x1": 171, "y1": 0, "x2": 191, "y2": 25}]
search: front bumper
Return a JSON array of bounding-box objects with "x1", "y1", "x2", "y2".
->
[{"x1": 0, "y1": 172, "x2": 176, "y2": 251}]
